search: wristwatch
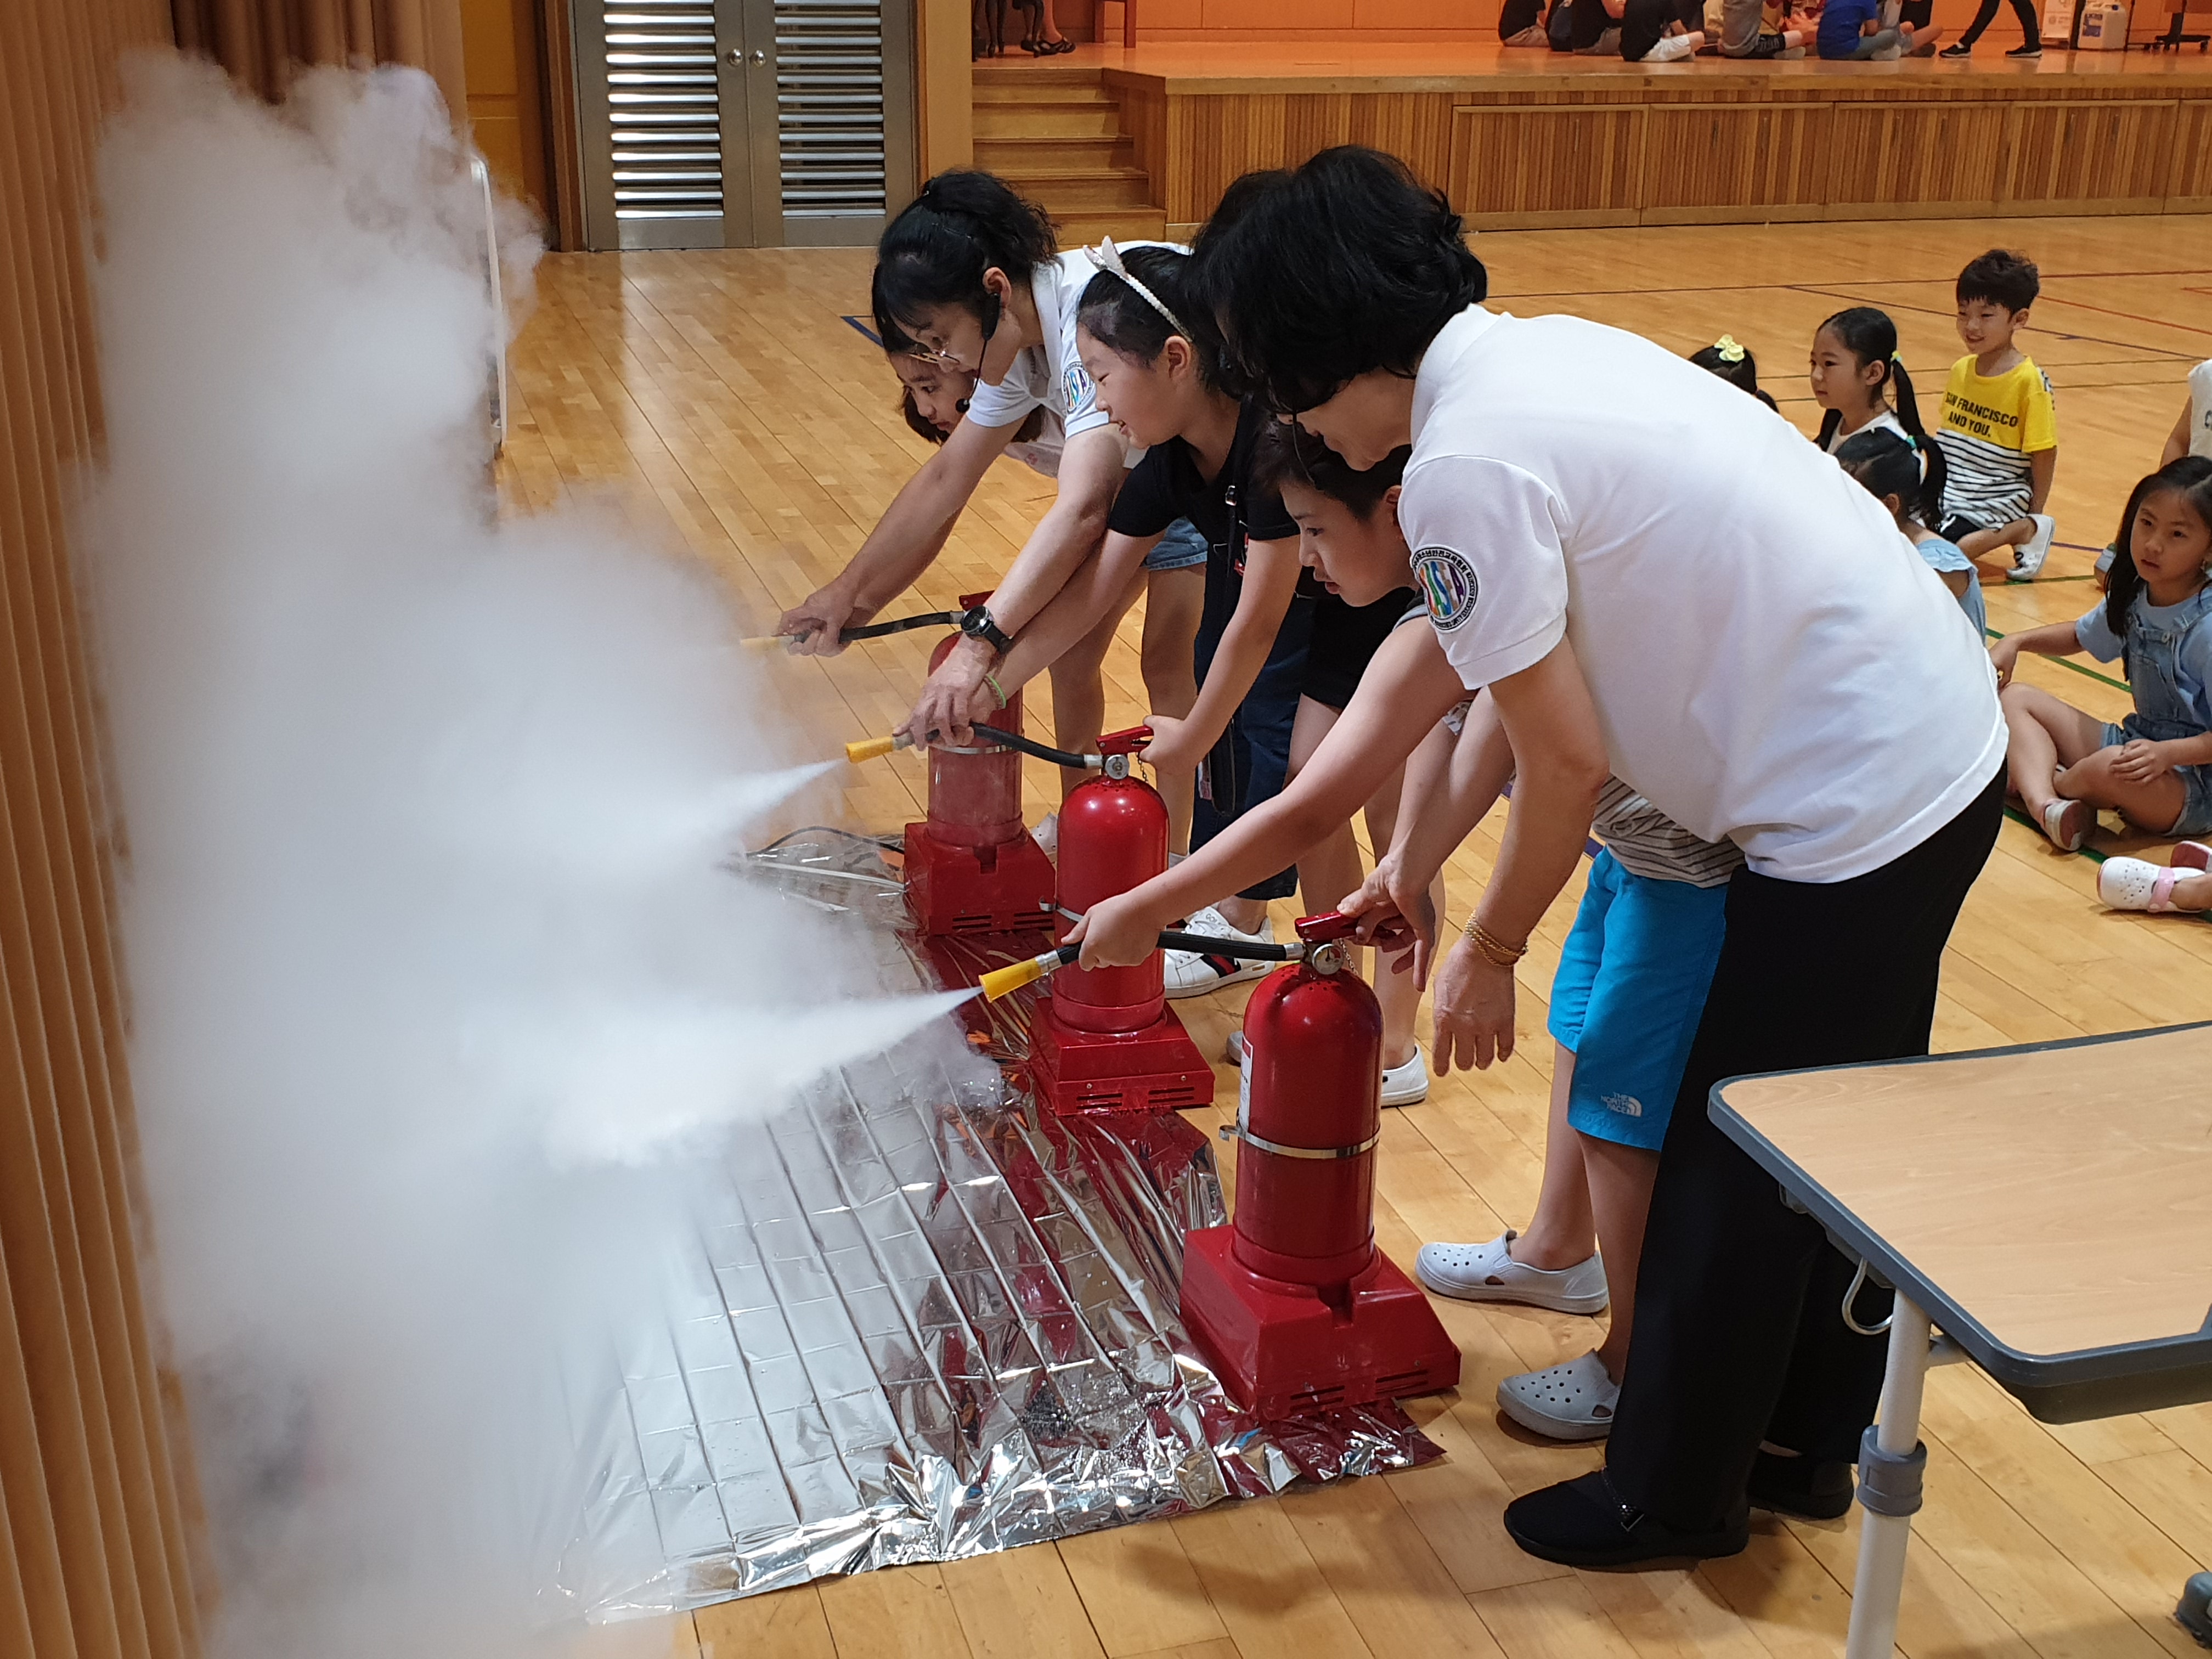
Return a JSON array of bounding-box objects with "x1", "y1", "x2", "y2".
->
[{"x1": 960, "y1": 603, "x2": 1013, "y2": 652}]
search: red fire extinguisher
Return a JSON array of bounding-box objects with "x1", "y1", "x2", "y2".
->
[
  {"x1": 1181, "y1": 912, "x2": 1460, "y2": 1416},
  {"x1": 1050, "y1": 726, "x2": 1167, "y2": 1037}
]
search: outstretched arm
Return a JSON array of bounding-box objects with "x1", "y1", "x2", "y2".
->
[
  {"x1": 1139, "y1": 537, "x2": 1301, "y2": 783},
  {"x1": 777, "y1": 414, "x2": 1017, "y2": 653},
  {"x1": 904, "y1": 425, "x2": 1127, "y2": 744},
  {"x1": 1069, "y1": 621, "x2": 1466, "y2": 963}
]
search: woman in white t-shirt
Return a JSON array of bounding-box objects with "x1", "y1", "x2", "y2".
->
[
  {"x1": 2162, "y1": 358, "x2": 2212, "y2": 465},
  {"x1": 1071, "y1": 146, "x2": 2007, "y2": 1571},
  {"x1": 777, "y1": 171, "x2": 1183, "y2": 763}
]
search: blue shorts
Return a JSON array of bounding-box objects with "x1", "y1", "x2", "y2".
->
[
  {"x1": 1545, "y1": 848, "x2": 1729, "y2": 1150},
  {"x1": 1142, "y1": 517, "x2": 1208, "y2": 573},
  {"x1": 2101, "y1": 719, "x2": 2212, "y2": 837}
]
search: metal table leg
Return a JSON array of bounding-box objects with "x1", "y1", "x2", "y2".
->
[{"x1": 1845, "y1": 1295, "x2": 1932, "y2": 1659}]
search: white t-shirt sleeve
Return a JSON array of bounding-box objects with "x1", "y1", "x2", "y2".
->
[
  {"x1": 1056, "y1": 284, "x2": 1111, "y2": 439},
  {"x1": 963, "y1": 346, "x2": 1046, "y2": 431},
  {"x1": 1402, "y1": 454, "x2": 1571, "y2": 690}
]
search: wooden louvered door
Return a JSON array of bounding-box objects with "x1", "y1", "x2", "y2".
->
[{"x1": 570, "y1": 0, "x2": 913, "y2": 250}]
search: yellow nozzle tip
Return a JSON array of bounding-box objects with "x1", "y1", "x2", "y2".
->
[
  {"x1": 979, "y1": 958, "x2": 1047, "y2": 1002},
  {"x1": 845, "y1": 735, "x2": 900, "y2": 763}
]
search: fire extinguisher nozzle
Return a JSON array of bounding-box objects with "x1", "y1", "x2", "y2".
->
[
  {"x1": 844, "y1": 733, "x2": 912, "y2": 764},
  {"x1": 979, "y1": 945, "x2": 1079, "y2": 1002}
]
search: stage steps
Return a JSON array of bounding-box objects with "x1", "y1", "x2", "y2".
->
[{"x1": 972, "y1": 64, "x2": 1167, "y2": 244}]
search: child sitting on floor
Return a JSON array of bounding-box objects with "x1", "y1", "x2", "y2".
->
[
  {"x1": 1933, "y1": 249, "x2": 2059, "y2": 582},
  {"x1": 1689, "y1": 335, "x2": 1779, "y2": 410},
  {"x1": 1836, "y1": 427, "x2": 1985, "y2": 639},
  {"x1": 1815, "y1": 0, "x2": 1942, "y2": 55},
  {"x1": 1809, "y1": 306, "x2": 1927, "y2": 453},
  {"x1": 1991, "y1": 456, "x2": 2212, "y2": 852}
]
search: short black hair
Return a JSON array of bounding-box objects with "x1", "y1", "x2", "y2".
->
[
  {"x1": 1688, "y1": 338, "x2": 1779, "y2": 411},
  {"x1": 1957, "y1": 249, "x2": 2039, "y2": 313},
  {"x1": 1252, "y1": 419, "x2": 1410, "y2": 520},
  {"x1": 872, "y1": 170, "x2": 1056, "y2": 338},
  {"x1": 1075, "y1": 246, "x2": 1214, "y2": 383},
  {"x1": 1188, "y1": 147, "x2": 1486, "y2": 414}
]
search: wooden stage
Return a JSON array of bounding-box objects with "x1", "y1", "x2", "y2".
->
[{"x1": 980, "y1": 41, "x2": 2212, "y2": 233}]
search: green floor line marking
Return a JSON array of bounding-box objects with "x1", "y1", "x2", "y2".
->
[
  {"x1": 1983, "y1": 626, "x2": 2133, "y2": 694},
  {"x1": 2003, "y1": 803, "x2": 2112, "y2": 864}
]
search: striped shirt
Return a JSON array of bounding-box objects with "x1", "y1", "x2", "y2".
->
[
  {"x1": 1440, "y1": 699, "x2": 1742, "y2": 888},
  {"x1": 1592, "y1": 778, "x2": 1743, "y2": 888},
  {"x1": 1934, "y1": 354, "x2": 2056, "y2": 531}
]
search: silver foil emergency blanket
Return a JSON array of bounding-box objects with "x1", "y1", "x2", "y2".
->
[{"x1": 543, "y1": 832, "x2": 1440, "y2": 1621}]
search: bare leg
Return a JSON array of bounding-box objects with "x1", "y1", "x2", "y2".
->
[
  {"x1": 2001, "y1": 680, "x2": 2123, "y2": 839},
  {"x1": 1047, "y1": 579, "x2": 1142, "y2": 799},
  {"x1": 1956, "y1": 516, "x2": 2036, "y2": 569},
  {"x1": 1140, "y1": 565, "x2": 1204, "y2": 856},
  {"x1": 1584, "y1": 1136, "x2": 1661, "y2": 1379},
  {"x1": 1036, "y1": 0, "x2": 1064, "y2": 42},
  {"x1": 2058, "y1": 745, "x2": 2190, "y2": 835},
  {"x1": 1511, "y1": 1045, "x2": 1599, "y2": 1270}
]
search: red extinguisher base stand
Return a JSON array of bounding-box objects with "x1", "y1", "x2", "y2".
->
[
  {"x1": 902, "y1": 822, "x2": 1059, "y2": 935},
  {"x1": 1025, "y1": 998, "x2": 1215, "y2": 1116},
  {"x1": 1180, "y1": 1225, "x2": 1460, "y2": 1418}
]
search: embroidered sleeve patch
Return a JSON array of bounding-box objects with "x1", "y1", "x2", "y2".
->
[
  {"x1": 1413, "y1": 548, "x2": 1480, "y2": 630},
  {"x1": 1063, "y1": 362, "x2": 1096, "y2": 415}
]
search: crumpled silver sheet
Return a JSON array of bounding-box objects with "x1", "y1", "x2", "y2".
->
[{"x1": 544, "y1": 833, "x2": 1442, "y2": 1622}]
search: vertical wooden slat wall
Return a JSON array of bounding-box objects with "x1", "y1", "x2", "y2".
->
[{"x1": 0, "y1": 7, "x2": 206, "y2": 1659}]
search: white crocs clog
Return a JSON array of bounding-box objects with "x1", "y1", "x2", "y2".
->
[
  {"x1": 1415, "y1": 1232, "x2": 1610, "y2": 1314},
  {"x1": 2100, "y1": 856, "x2": 2186, "y2": 913},
  {"x1": 1498, "y1": 1350, "x2": 1620, "y2": 1441}
]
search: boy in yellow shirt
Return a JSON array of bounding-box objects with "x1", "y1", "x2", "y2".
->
[{"x1": 1933, "y1": 249, "x2": 2058, "y2": 582}]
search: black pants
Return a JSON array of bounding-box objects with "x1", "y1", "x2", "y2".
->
[
  {"x1": 1604, "y1": 766, "x2": 2005, "y2": 1531},
  {"x1": 1959, "y1": 0, "x2": 2038, "y2": 43}
]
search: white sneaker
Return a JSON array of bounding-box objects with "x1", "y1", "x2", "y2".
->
[
  {"x1": 2040, "y1": 797, "x2": 2092, "y2": 852},
  {"x1": 1229, "y1": 1032, "x2": 1431, "y2": 1107},
  {"x1": 1032, "y1": 812, "x2": 1058, "y2": 864},
  {"x1": 1163, "y1": 906, "x2": 1276, "y2": 998},
  {"x1": 1414, "y1": 1232, "x2": 1610, "y2": 1314},
  {"x1": 1871, "y1": 40, "x2": 1903, "y2": 57},
  {"x1": 1498, "y1": 1351, "x2": 1620, "y2": 1441},
  {"x1": 2010, "y1": 514, "x2": 2056, "y2": 581},
  {"x1": 1644, "y1": 32, "x2": 1695, "y2": 58},
  {"x1": 1381, "y1": 1045, "x2": 1430, "y2": 1107}
]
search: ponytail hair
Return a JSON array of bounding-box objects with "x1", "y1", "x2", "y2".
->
[
  {"x1": 1076, "y1": 246, "x2": 1216, "y2": 384},
  {"x1": 1835, "y1": 426, "x2": 1944, "y2": 531},
  {"x1": 2106, "y1": 455, "x2": 2212, "y2": 648},
  {"x1": 1812, "y1": 307, "x2": 1932, "y2": 462},
  {"x1": 1251, "y1": 419, "x2": 1409, "y2": 519},
  {"x1": 1689, "y1": 336, "x2": 1778, "y2": 410},
  {"x1": 872, "y1": 170, "x2": 1056, "y2": 337}
]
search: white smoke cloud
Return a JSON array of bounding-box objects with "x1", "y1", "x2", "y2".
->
[{"x1": 81, "y1": 55, "x2": 972, "y2": 1657}]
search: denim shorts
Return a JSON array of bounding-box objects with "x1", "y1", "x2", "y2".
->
[
  {"x1": 1142, "y1": 517, "x2": 1208, "y2": 573},
  {"x1": 1546, "y1": 849, "x2": 1730, "y2": 1150},
  {"x1": 2101, "y1": 719, "x2": 2212, "y2": 837}
]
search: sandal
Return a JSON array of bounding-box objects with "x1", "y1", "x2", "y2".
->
[
  {"x1": 1415, "y1": 1232, "x2": 1609, "y2": 1314},
  {"x1": 2099, "y1": 856, "x2": 2188, "y2": 913},
  {"x1": 1498, "y1": 1351, "x2": 1619, "y2": 1441},
  {"x1": 2041, "y1": 797, "x2": 2092, "y2": 851},
  {"x1": 1039, "y1": 36, "x2": 1076, "y2": 52}
]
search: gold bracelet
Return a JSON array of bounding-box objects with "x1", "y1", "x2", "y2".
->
[
  {"x1": 983, "y1": 673, "x2": 1008, "y2": 709},
  {"x1": 1461, "y1": 916, "x2": 1527, "y2": 968}
]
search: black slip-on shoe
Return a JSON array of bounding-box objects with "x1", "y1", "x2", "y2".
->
[
  {"x1": 1746, "y1": 1451, "x2": 1855, "y2": 1521},
  {"x1": 2005, "y1": 40, "x2": 2042, "y2": 55},
  {"x1": 1503, "y1": 1470, "x2": 1751, "y2": 1568}
]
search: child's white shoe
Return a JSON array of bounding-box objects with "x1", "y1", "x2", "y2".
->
[
  {"x1": 1032, "y1": 812, "x2": 1059, "y2": 864},
  {"x1": 2100, "y1": 856, "x2": 2188, "y2": 912},
  {"x1": 2010, "y1": 514, "x2": 2056, "y2": 581},
  {"x1": 1415, "y1": 1232, "x2": 1610, "y2": 1314},
  {"x1": 1644, "y1": 32, "x2": 1696, "y2": 58},
  {"x1": 2041, "y1": 797, "x2": 2092, "y2": 851},
  {"x1": 1498, "y1": 1351, "x2": 1620, "y2": 1441},
  {"x1": 1380, "y1": 1045, "x2": 1430, "y2": 1107},
  {"x1": 1163, "y1": 906, "x2": 1275, "y2": 997}
]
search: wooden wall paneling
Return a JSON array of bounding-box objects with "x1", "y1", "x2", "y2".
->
[
  {"x1": 539, "y1": 0, "x2": 586, "y2": 247},
  {"x1": 1822, "y1": 99, "x2": 2005, "y2": 216},
  {"x1": 916, "y1": 0, "x2": 974, "y2": 176},
  {"x1": 1640, "y1": 99, "x2": 1826, "y2": 223},
  {"x1": 2000, "y1": 98, "x2": 2177, "y2": 213},
  {"x1": 1111, "y1": 75, "x2": 1171, "y2": 232},
  {"x1": 2166, "y1": 96, "x2": 2212, "y2": 207},
  {"x1": 1448, "y1": 102, "x2": 1644, "y2": 229},
  {"x1": 0, "y1": 5, "x2": 210, "y2": 1659}
]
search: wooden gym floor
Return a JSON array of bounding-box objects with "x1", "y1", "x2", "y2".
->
[{"x1": 505, "y1": 215, "x2": 2212, "y2": 1659}]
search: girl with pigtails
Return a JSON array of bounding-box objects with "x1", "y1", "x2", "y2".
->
[{"x1": 1808, "y1": 306, "x2": 1933, "y2": 455}]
